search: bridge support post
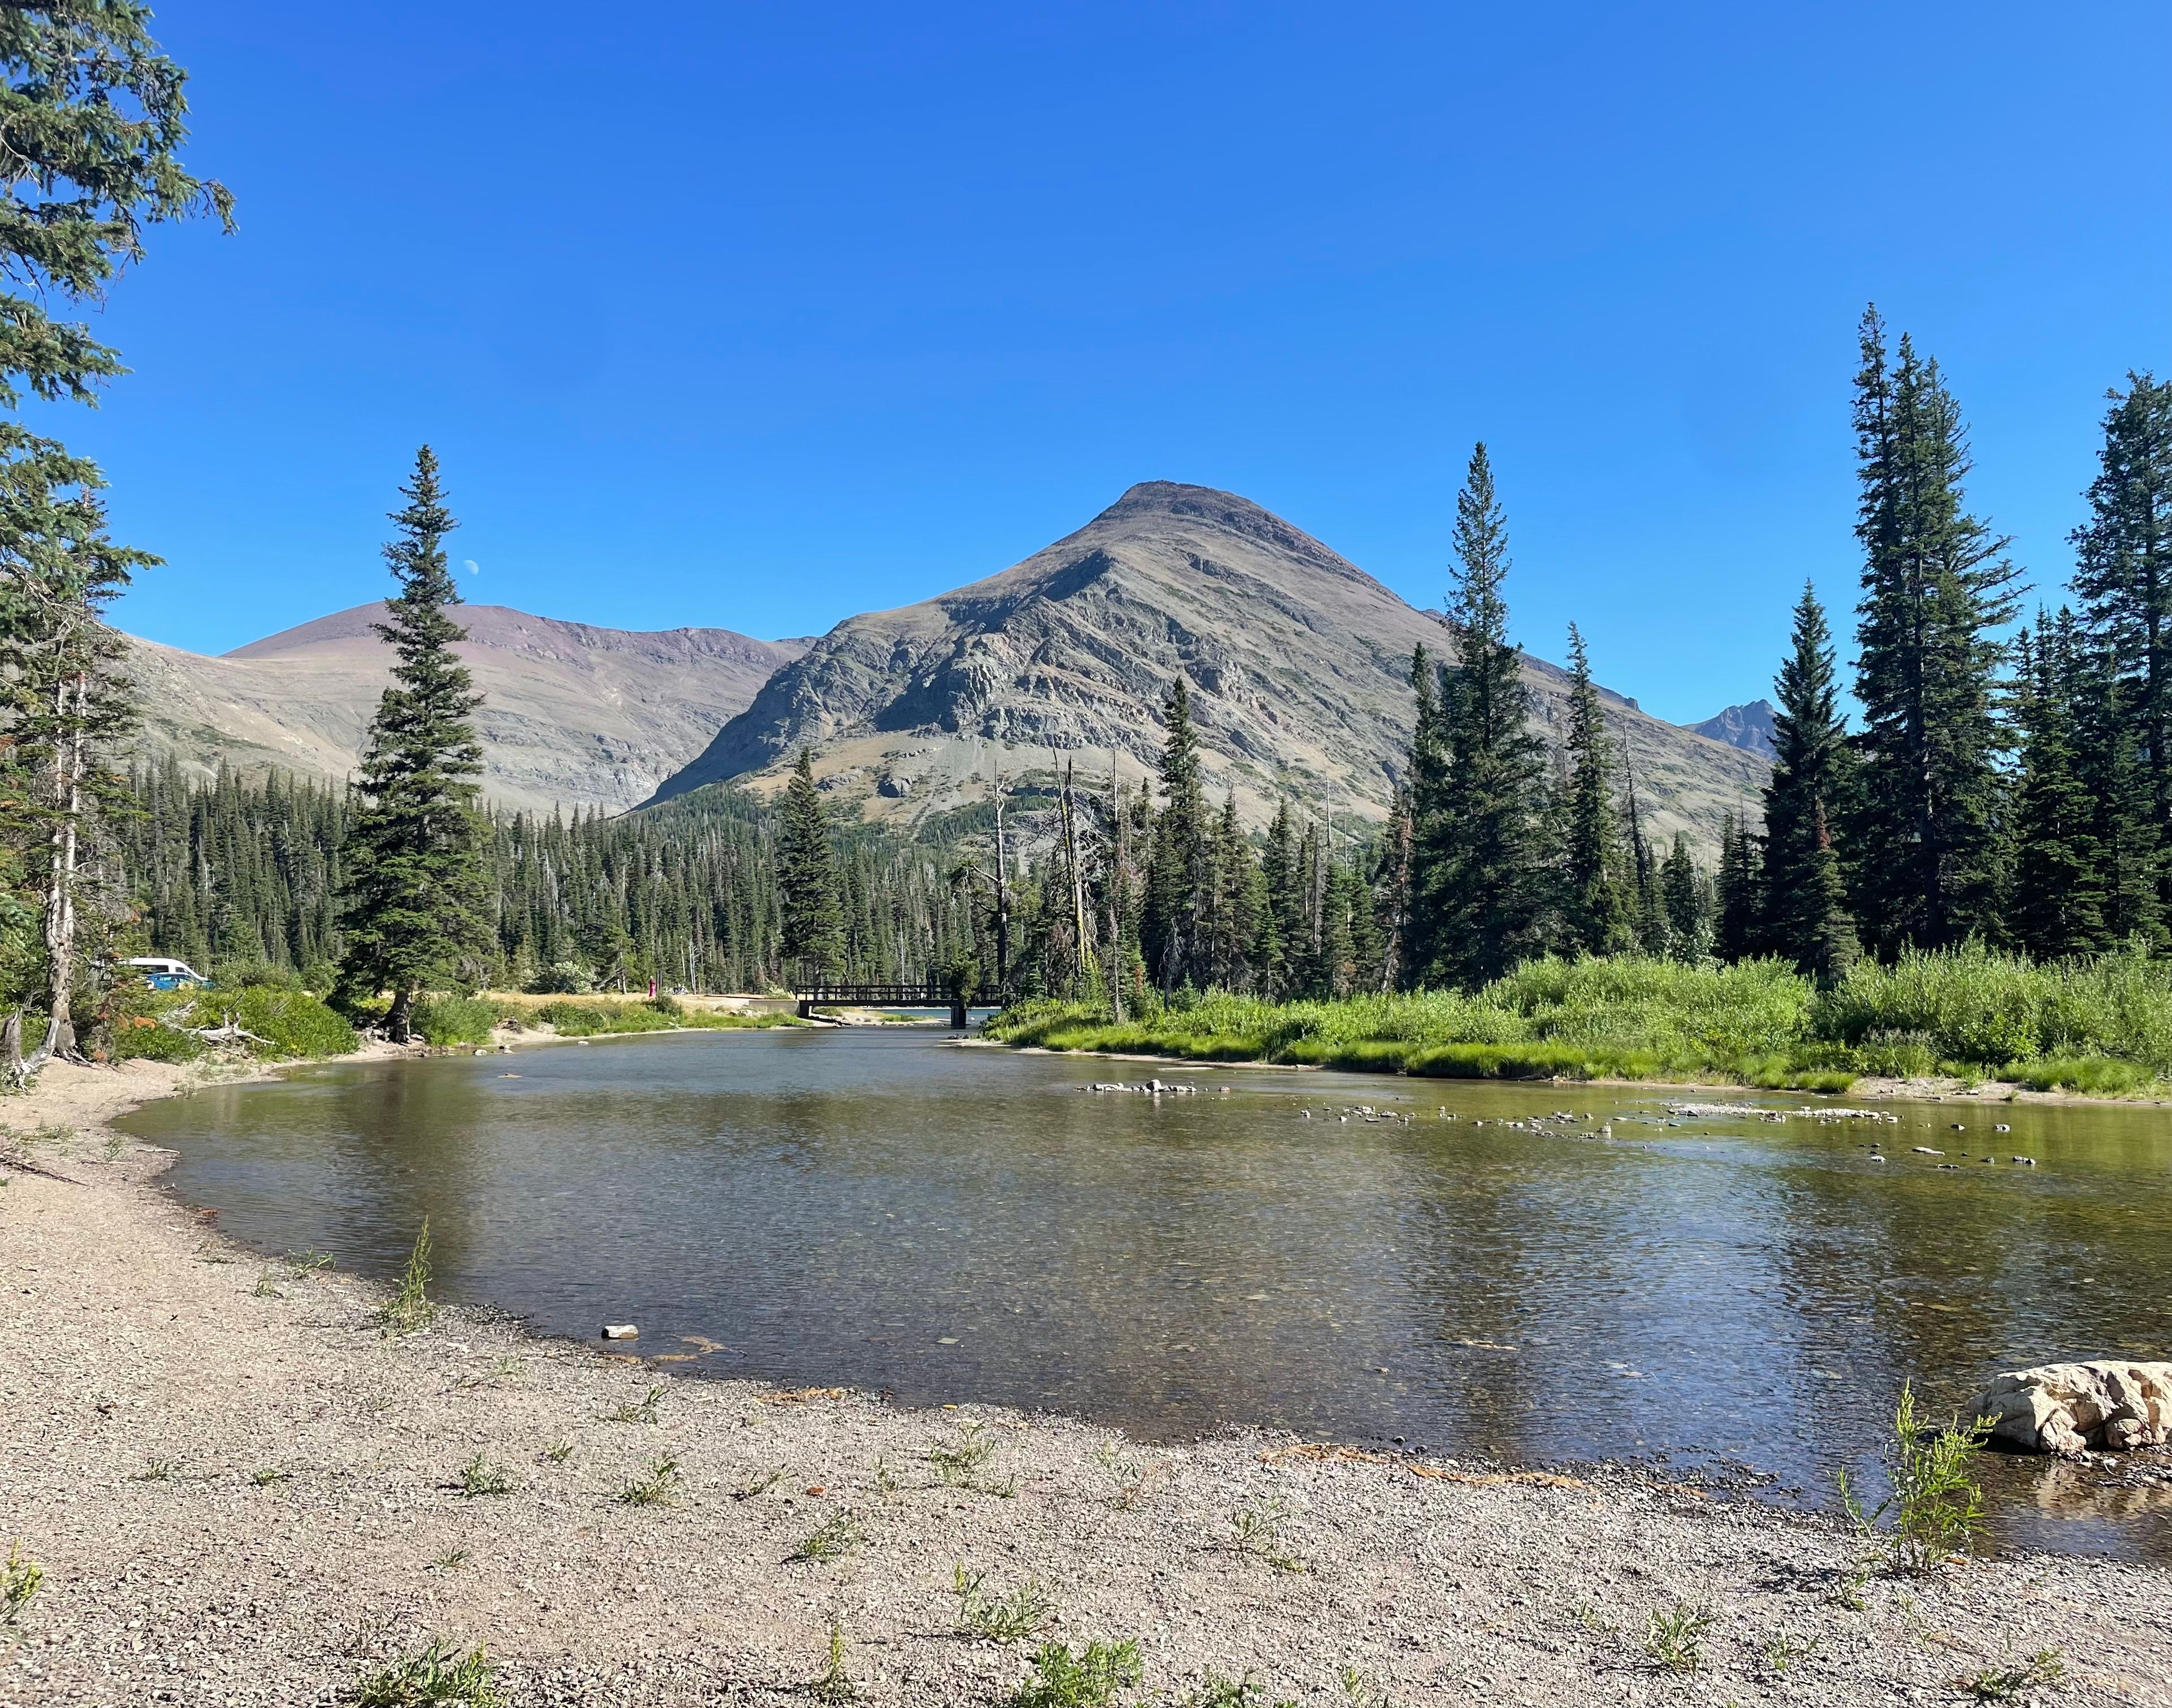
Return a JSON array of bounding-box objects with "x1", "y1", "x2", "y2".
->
[
  {"x1": 950, "y1": 995, "x2": 968, "y2": 1030},
  {"x1": 796, "y1": 998, "x2": 811, "y2": 1020}
]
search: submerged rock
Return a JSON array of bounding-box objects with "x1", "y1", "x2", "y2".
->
[{"x1": 1967, "y1": 1360, "x2": 2172, "y2": 1455}]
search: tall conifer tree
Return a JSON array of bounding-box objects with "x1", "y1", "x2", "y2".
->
[
  {"x1": 1410, "y1": 444, "x2": 1547, "y2": 986},
  {"x1": 1848, "y1": 309, "x2": 2021, "y2": 953},
  {"x1": 2009, "y1": 613, "x2": 2109, "y2": 959},
  {"x1": 777, "y1": 745, "x2": 844, "y2": 980},
  {"x1": 337, "y1": 449, "x2": 490, "y2": 1039},
  {"x1": 1759, "y1": 583, "x2": 1859, "y2": 979},
  {"x1": 1142, "y1": 673, "x2": 1209, "y2": 992},
  {"x1": 1556, "y1": 623, "x2": 1634, "y2": 956}
]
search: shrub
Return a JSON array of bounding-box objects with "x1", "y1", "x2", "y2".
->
[
  {"x1": 351, "y1": 1638, "x2": 505, "y2": 1707},
  {"x1": 412, "y1": 995, "x2": 497, "y2": 1048},
  {"x1": 234, "y1": 986, "x2": 358, "y2": 1059},
  {"x1": 1013, "y1": 1640, "x2": 1144, "y2": 1708},
  {"x1": 107, "y1": 1013, "x2": 206, "y2": 1063},
  {"x1": 1837, "y1": 1379, "x2": 1989, "y2": 1573}
]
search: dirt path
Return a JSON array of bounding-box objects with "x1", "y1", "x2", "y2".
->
[{"x1": 2, "y1": 1059, "x2": 2166, "y2": 1706}]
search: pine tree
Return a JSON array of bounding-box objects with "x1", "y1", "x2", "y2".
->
[
  {"x1": 1556, "y1": 623, "x2": 1634, "y2": 956},
  {"x1": 776, "y1": 746, "x2": 844, "y2": 981},
  {"x1": 336, "y1": 449, "x2": 491, "y2": 1039},
  {"x1": 2009, "y1": 613, "x2": 2109, "y2": 959},
  {"x1": 1659, "y1": 834, "x2": 1707, "y2": 960},
  {"x1": 1848, "y1": 309, "x2": 2022, "y2": 954},
  {"x1": 1410, "y1": 444, "x2": 1548, "y2": 987},
  {"x1": 1758, "y1": 583, "x2": 1859, "y2": 979},
  {"x1": 2069, "y1": 639, "x2": 2164, "y2": 947},
  {"x1": 2070, "y1": 372, "x2": 2172, "y2": 912},
  {"x1": 1714, "y1": 813, "x2": 1762, "y2": 963},
  {"x1": 1142, "y1": 673, "x2": 1209, "y2": 993}
]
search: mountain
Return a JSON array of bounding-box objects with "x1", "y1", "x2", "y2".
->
[
  {"x1": 126, "y1": 604, "x2": 807, "y2": 816},
  {"x1": 1687, "y1": 699, "x2": 1778, "y2": 760},
  {"x1": 645, "y1": 481, "x2": 1768, "y2": 849}
]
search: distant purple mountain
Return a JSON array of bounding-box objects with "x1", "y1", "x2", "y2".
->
[{"x1": 1687, "y1": 699, "x2": 1777, "y2": 759}]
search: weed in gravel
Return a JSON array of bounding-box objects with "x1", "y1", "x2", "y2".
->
[
  {"x1": 1226, "y1": 1496, "x2": 1304, "y2": 1573},
  {"x1": 1831, "y1": 1557, "x2": 1875, "y2": 1611},
  {"x1": 432, "y1": 1549, "x2": 470, "y2": 1571},
  {"x1": 377, "y1": 1219, "x2": 436, "y2": 1337},
  {"x1": 135, "y1": 1458, "x2": 177, "y2": 1482},
  {"x1": 253, "y1": 1272, "x2": 285, "y2": 1299},
  {"x1": 1643, "y1": 1602, "x2": 1714, "y2": 1673},
  {"x1": 1957, "y1": 1647, "x2": 2065, "y2": 1701},
  {"x1": 1176, "y1": 1670, "x2": 1297, "y2": 1707},
  {"x1": 1336, "y1": 1666, "x2": 1389, "y2": 1708},
  {"x1": 613, "y1": 1453, "x2": 681, "y2": 1507},
  {"x1": 1763, "y1": 1628, "x2": 1821, "y2": 1676},
  {"x1": 1837, "y1": 1380, "x2": 1990, "y2": 1573},
  {"x1": 102, "y1": 1132, "x2": 124, "y2": 1161},
  {"x1": 1011, "y1": 1639, "x2": 1144, "y2": 1708},
  {"x1": 1570, "y1": 1599, "x2": 1615, "y2": 1636},
  {"x1": 351, "y1": 1636, "x2": 505, "y2": 1707},
  {"x1": 1092, "y1": 1439, "x2": 1156, "y2": 1509},
  {"x1": 873, "y1": 1454, "x2": 898, "y2": 1498},
  {"x1": 789, "y1": 1512, "x2": 862, "y2": 1564},
  {"x1": 28, "y1": 1122, "x2": 72, "y2": 1149},
  {"x1": 539, "y1": 1438, "x2": 574, "y2": 1464},
  {"x1": 1, "y1": 1542, "x2": 44, "y2": 1631},
  {"x1": 600, "y1": 1384, "x2": 664, "y2": 1424},
  {"x1": 285, "y1": 1249, "x2": 335, "y2": 1275},
  {"x1": 456, "y1": 1454, "x2": 513, "y2": 1498},
  {"x1": 929, "y1": 1420, "x2": 1013, "y2": 1494},
  {"x1": 808, "y1": 1616, "x2": 857, "y2": 1703},
  {"x1": 733, "y1": 1466, "x2": 786, "y2": 1499},
  {"x1": 249, "y1": 1466, "x2": 291, "y2": 1488},
  {"x1": 954, "y1": 1563, "x2": 1054, "y2": 1641}
]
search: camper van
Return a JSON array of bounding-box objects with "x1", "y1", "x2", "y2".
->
[{"x1": 124, "y1": 956, "x2": 205, "y2": 991}]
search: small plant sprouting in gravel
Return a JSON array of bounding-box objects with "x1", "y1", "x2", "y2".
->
[
  {"x1": 733, "y1": 1466, "x2": 786, "y2": 1500},
  {"x1": 1569, "y1": 1598, "x2": 1615, "y2": 1636},
  {"x1": 954, "y1": 1563, "x2": 1054, "y2": 1642},
  {"x1": 377, "y1": 1219, "x2": 436, "y2": 1338},
  {"x1": 789, "y1": 1511, "x2": 862, "y2": 1564},
  {"x1": 1837, "y1": 1380, "x2": 1991, "y2": 1575},
  {"x1": 102, "y1": 1132, "x2": 125, "y2": 1162},
  {"x1": 252, "y1": 1272, "x2": 285, "y2": 1299},
  {"x1": 456, "y1": 1454, "x2": 514, "y2": 1498},
  {"x1": 1176, "y1": 1668, "x2": 1293, "y2": 1707},
  {"x1": 613, "y1": 1453, "x2": 682, "y2": 1507},
  {"x1": 1011, "y1": 1638, "x2": 1144, "y2": 1708},
  {"x1": 808, "y1": 1615, "x2": 857, "y2": 1703},
  {"x1": 249, "y1": 1466, "x2": 292, "y2": 1488},
  {"x1": 135, "y1": 1458, "x2": 178, "y2": 1482},
  {"x1": 2, "y1": 1542, "x2": 44, "y2": 1631},
  {"x1": 1337, "y1": 1665, "x2": 1389, "y2": 1708},
  {"x1": 539, "y1": 1437, "x2": 575, "y2": 1464},
  {"x1": 1643, "y1": 1601, "x2": 1714, "y2": 1674},
  {"x1": 351, "y1": 1636, "x2": 505, "y2": 1707},
  {"x1": 432, "y1": 1547, "x2": 470, "y2": 1571},
  {"x1": 1092, "y1": 1439, "x2": 1155, "y2": 1510},
  {"x1": 1957, "y1": 1647, "x2": 2066, "y2": 1701},
  {"x1": 929, "y1": 1419, "x2": 1007, "y2": 1492},
  {"x1": 1226, "y1": 1495, "x2": 1304, "y2": 1573},
  {"x1": 285, "y1": 1249, "x2": 335, "y2": 1275},
  {"x1": 1763, "y1": 1628, "x2": 1822, "y2": 1676},
  {"x1": 600, "y1": 1384, "x2": 664, "y2": 1424},
  {"x1": 1831, "y1": 1557, "x2": 1875, "y2": 1611},
  {"x1": 873, "y1": 1454, "x2": 898, "y2": 1498}
]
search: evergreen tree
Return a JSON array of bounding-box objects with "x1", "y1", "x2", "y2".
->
[
  {"x1": 336, "y1": 449, "x2": 491, "y2": 1039},
  {"x1": 1848, "y1": 309, "x2": 2022, "y2": 953},
  {"x1": 2069, "y1": 638, "x2": 2165, "y2": 947},
  {"x1": 2009, "y1": 613, "x2": 2109, "y2": 959},
  {"x1": 1659, "y1": 834, "x2": 1707, "y2": 960},
  {"x1": 776, "y1": 745, "x2": 844, "y2": 980},
  {"x1": 1714, "y1": 813, "x2": 1762, "y2": 963},
  {"x1": 1255, "y1": 797, "x2": 1302, "y2": 998},
  {"x1": 1410, "y1": 444, "x2": 1547, "y2": 987},
  {"x1": 2070, "y1": 372, "x2": 2172, "y2": 911},
  {"x1": 1142, "y1": 673, "x2": 1209, "y2": 992},
  {"x1": 1758, "y1": 583, "x2": 1859, "y2": 979},
  {"x1": 1556, "y1": 623, "x2": 1634, "y2": 956}
]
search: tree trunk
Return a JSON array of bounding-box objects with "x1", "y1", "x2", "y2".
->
[
  {"x1": 28, "y1": 674, "x2": 86, "y2": 1070},
  {"x1": 386, "y1": 986, "x2": 414, "y2": 1042}
]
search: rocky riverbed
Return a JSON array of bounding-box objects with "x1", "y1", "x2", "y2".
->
[{"x1": 3, "y1": 1059, "x2": 2167, "y2": 1706}]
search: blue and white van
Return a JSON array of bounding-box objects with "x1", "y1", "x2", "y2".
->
[{"x1": 124, "y1": 956, "x2": 206, "y2": 991}]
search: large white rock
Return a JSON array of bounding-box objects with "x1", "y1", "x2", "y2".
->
[{"x1": 1966, "y1": 1361, "x2": 2172, "y2": 1455}]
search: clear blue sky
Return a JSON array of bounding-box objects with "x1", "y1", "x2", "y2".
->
[{"x1": 53, "y1": 1, "x2": 2170, "y2": 723}]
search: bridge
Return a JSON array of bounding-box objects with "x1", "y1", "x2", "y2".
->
[{"x1": 791, "y1": 981, "x2": 987, "y2": 1028}]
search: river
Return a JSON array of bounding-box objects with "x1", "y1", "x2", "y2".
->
[{"x1": 117, "y1": 1026, "x2": 2172, "y2": 1559}]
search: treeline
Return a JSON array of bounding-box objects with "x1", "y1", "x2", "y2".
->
[{"x1": 116, "y1": 761, "x2": 998, "y2": 996}]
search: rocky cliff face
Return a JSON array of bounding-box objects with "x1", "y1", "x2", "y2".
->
[
  {"x1": 646, "y1": 482, "x2": 1768, "y2": 849},
  {"x1": 126, "y1": 604, "x2": 807, "y2": 816},
  {"x1": 1688, "y1": 699, "x2": 1779, "y2": 760}
]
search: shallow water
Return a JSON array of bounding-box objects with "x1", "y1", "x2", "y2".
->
[{"x1": 120, "y1": 1029, "x2": 2172, "y2": 1559}]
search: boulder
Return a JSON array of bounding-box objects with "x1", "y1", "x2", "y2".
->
[{"x1": 1966, "y1": 1361, "x2": 2172, "y2": 1455}]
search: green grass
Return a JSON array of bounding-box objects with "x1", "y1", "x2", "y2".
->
[
  {"x1": 954, "y1": 1563, "x2": 1054, "y2": 1641},
  {"x1": 378, "y1": 1221, "x2": 436, "y2": 1338},
  {"x1": 1643, "y1": 1601, "x2": 1714, "y2": 1672},
  {"x1": 612, "y1": 1453, "x2": 682, "y2": 1507},
  {"x1": 990, "y1": 943, "x2": 2172, "y2": 1093},
  {"x1": 413, "y1": 995, "x2": 499, "y2": 1047},
  {"x1": 524, "y1": 998, "x2": 802, "y2": 1038}
]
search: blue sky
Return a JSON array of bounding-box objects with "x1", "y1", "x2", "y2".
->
[{"x1": 52, "y1": 1, "x2": 2170, "y2": 723}]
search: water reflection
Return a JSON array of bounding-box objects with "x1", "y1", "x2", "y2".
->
[{"x1": 119, "y1": 1030, "x2": 2172, "y2": 1559}]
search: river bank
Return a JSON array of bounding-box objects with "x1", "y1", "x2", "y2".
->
[{"x1": 5, "y1": 1059, "x2": 2169, "y2": 1706}]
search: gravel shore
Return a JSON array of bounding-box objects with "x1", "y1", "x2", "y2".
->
[{"x1": 3, "y1": 1057, "x2": 2167, "y2": 1706}]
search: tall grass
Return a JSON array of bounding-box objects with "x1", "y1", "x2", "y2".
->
[{"x1": 990, "y1": 943, "x2": 2172, "y2": 1091}]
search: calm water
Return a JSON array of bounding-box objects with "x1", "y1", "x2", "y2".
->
[{"x1": 120, "y1": 1029, "x2": 2172, "y2": 1558}]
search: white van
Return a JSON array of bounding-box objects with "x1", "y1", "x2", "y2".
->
[{"x1": 124, "y1": 956, "x2": 205, "y2": 991}]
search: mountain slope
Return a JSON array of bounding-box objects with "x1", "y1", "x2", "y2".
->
[
  {"x1": 646, "y1": 482, "x2": 1767, "y2": 849},
  {"x1": 1688, "y1": 699, "x2": 1778, "y2": 760},
  {"x1": 126, "y1": 604, "x2": 807, "y2": 815}
]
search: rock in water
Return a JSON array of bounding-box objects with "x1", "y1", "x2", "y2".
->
[
  {"x1": 1966, "y1": 1360, "x2": 2172, "y2": 1454},
  {"x1": 601, "y1": 1323, "x2": 639, "y2": 1340}
]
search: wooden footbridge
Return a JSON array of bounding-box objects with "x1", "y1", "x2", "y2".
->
[{"x1": 792, "y1": 981, "x2": 984, "y2": 1028}]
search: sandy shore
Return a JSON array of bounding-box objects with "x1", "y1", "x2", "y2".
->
[{"x1": 3, "y1": 1057, "x2": 2168, "y2": 1706}]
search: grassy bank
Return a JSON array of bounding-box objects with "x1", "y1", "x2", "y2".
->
[
  {"x1": 989, "y1": 947, "x2": 2172, "y2": 1093},
  {"x1": 461, "y1": 992, "x2": 803, "y2": 1045}
]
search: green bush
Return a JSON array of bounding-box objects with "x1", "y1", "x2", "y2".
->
[
  {"x1": 411, "y1": 995, "x2": 497, "y2": 1047},
  {"x1": 233, "y1": 987, "x2": 359, "y2": 1059},
  {"x1": 107, "y1": 1017, "x2": 206, "y2": 1063}
]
